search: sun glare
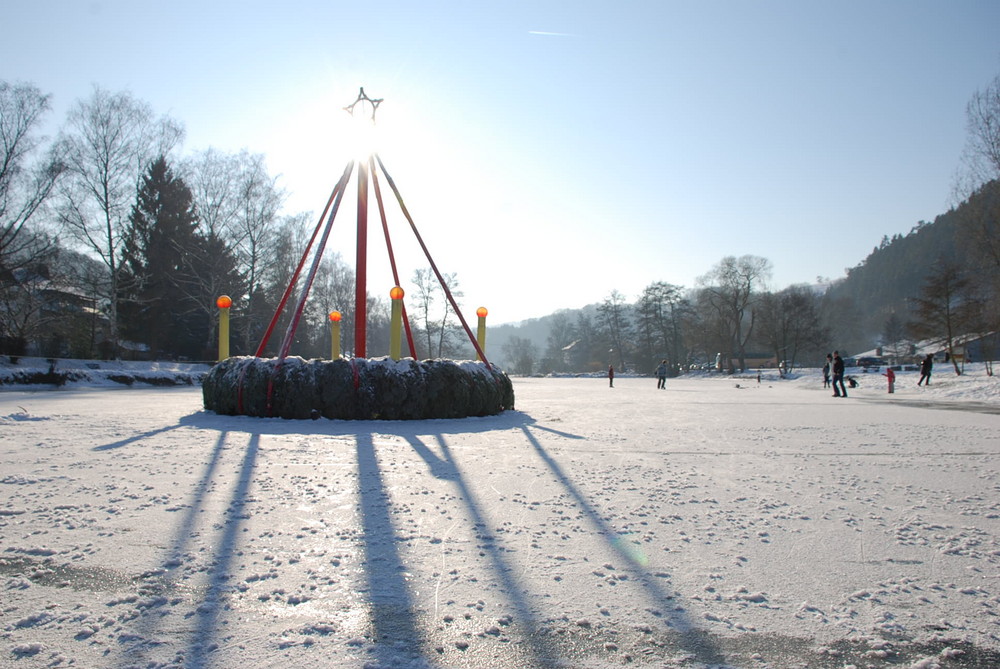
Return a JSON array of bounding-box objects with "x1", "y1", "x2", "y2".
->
[
  {"x1": 342, "y1": 88, "x2": 382, "y2": 161},
  {"x1": 343, "y1": 108, "x2": 378, "y2": 159}
]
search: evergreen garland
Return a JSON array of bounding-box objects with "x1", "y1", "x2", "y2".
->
[{"x1": 203, "y1": 356, "x2": 515, "y2": 420}]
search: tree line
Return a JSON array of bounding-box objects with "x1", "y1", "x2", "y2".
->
[
  {"x1": 499, "y1": 221, "x2": 998, "y2": 377},
  {"x1": 3, "y1": 72, "x2": 999, "y2": 373},
  {"x1": 500, "y1": 256, "x2": 830, "y2": 376}
]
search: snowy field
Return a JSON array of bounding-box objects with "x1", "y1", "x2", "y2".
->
[{"x1": 1, "y1": 365, "x2": 999, "y2": 668}]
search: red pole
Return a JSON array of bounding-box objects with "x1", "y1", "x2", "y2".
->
[{"x1": 355, "y1": 160, "x2": 369, "y2": 358}]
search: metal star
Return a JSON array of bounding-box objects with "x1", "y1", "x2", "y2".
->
[{"x1": 344, "y1": 87, "x2": 383, "y2": 123}]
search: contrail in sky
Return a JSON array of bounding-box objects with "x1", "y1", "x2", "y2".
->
[{"x1": 528, "y1": 30, "x2": 573, "y2": 36}]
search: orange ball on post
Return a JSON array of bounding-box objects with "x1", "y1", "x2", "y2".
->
[
  {"x1": 216, "y1": 296, "x2": 232, "y2": 361},
  {"x1": 475, "y1": 306, "x2": 488, "y2": 361},
  {"x1": 388, "y1": 287, "x2": 404, "y2": 359}
]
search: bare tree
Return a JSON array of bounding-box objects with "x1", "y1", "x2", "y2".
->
[
  {"x1": 182, "y1": 150, "x2": 286, "y2": 353},
  {"x1": 597, "y1": 289, "x2": 632, "y2": 371},
  {"x1": 0, "y1": 80, "x2": 65, "y2": 274},
  {"x1": 756, "y1": 285, "x2": 829, "y2": 375},
  {"x1": 307, "y1": 252, "x2": 355, "y2": 356},
  {"x1": 249, "y1": 212, "x2": 312, "y2": 355},
  {"x1": 501, "y1": 336, "x2": 538, "y2": 375},
  {"x1": 956, "y1": 73, "x2": 1000, "y2": 193},
  {"x1": 411, "y1": 267, "x2": 437, "y2": 358},
  {"x1": 541, "y1": 311, "x2": 577, "y2": 373},
  {"x1": 409, "y1": 268, "x2": 462, "y2": 358},
  {"x1": 56, "y1": 86, "x2": 183, "y2": 353},
  {"x1": 952, "y1": 73, "x2": 1000, "y2": 371},
  {"x1": 698, "y1": 255, "x2": 772, "y2": 372},
  {"x1": 230, "y1": 152, "x2": 284, "y2": 348},
  {"x1": 436, "y1": 272, "x2": 462, "y2": 357},
  {"x1": 572, "y1": 310, "x2": 602, "y2": 372},
  {"x1": 880, "y1": 311, "x2": 910, "y2": 364},
  {"x1": 908, "y1": 262, "x2": 980, "y2": 376},
  {"x1": 634, "y1": 281, "x2": 687, "y2": 374},
  {"x1": 181, "y1": 149, "x2": 288, "y2": 355},
  {"x1": 181, "y1": 148, "x2": 242, "y2": 238},
  {"x1": 953, "y1": 73, "x2": 1000, "y2": 273},
  {"x1": 688, "y1": 288, "x2": 732, "y2": 369}
]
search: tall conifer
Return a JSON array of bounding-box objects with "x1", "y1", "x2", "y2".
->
[{"x1": 121, "y1": 156, "x2": 201, "y2": 358}]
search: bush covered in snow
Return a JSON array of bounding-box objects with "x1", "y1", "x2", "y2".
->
[{"x1": 202, "y1": 356, "x2": 515, "y2": 420}]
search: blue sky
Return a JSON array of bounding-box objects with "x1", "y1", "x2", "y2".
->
[{"x1": 5, "y1": 1, "x2": 1000, "y2": 324}]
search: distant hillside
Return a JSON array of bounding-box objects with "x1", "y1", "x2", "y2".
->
[
  {"x1": 488, "y1": 305, "x2": 600, "y2": 369},
  {"x1": 821, "y1": 194, "x2": 973, "y2": 354}
]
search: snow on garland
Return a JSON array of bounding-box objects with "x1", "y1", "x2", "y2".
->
[{"x1": 202, "y1": 356, "x2": 515, "y2": 420}]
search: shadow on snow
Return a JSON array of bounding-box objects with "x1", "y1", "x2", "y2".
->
[{"x1": 109, "y1": 408, "x2": 722, "y2": 666}]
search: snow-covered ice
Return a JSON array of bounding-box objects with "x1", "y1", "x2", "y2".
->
[{"x1": 1, "y1": 365, "x2": 999, "y2": 668}]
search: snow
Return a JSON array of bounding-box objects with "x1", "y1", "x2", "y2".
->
[
  {"x1": 2, "y1": 363, "x2": 1000, "y2": 667},
  {"x1": 0, "y1": 357, "x2": 210, "y2": 388}
]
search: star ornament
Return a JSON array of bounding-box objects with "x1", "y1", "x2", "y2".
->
[{"x1": 344, "y1": 87, "x2": 383, "y2": 124}]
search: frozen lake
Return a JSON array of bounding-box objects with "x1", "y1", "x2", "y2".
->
[{"x1": 2, "y1": 373, "x2": 999, "y2": 667}]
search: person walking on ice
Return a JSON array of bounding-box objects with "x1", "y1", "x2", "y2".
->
[
  {"x1": 918, "y1": 354, "x2": 933, "y2": 386},
  {"x1": 832, "y1": 351, "x2": 847, "y2": 398},
  {"x1": 655, "y1": 360, "x2": 667, "y2": 389},
  {"x1": 883, "y1": 367, "x2": 895, "y2": 394},
  {"x1": 608, "y1": 364, "x2": 614, "y2": 388}
]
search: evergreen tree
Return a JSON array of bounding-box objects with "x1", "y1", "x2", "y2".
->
[
  {"x1": 58, "y1": 87, "x2": 183, "y2": 355},
  {"x1": 120, "y1": 156, "x2": 201, "y2": 358}
]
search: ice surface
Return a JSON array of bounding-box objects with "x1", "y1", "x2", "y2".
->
[{"x1": 1, "y1": 366, "x2": 999, "y2": 667}]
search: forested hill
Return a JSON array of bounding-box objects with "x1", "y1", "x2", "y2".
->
[{"x1": 821, "y1": 186, "x2": 980, "y2": 352}]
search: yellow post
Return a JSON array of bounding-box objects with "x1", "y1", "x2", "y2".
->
[
  {"x1": 216, "y1": 295, "x2": 232, "y2": 361},
  {"x1": 476, "y1": 306, "x2": 488, "y2": 361},
  {"x1": 329, "y1": 311, "x2": 342, "y2": 359},
  {"x1": 389, "y1": 286, "x2": 404, "y2": 360}
]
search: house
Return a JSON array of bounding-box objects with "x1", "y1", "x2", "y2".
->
[{"x1": 0, "y1": 265, "x2": 107, "y2": 359}]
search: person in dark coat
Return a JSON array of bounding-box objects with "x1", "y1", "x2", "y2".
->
[
  {"x1": 608, "y1": 364, "x2": 614, "y2": 388},
  {"x1": 832, "y1": 351, "x2": 847, "y2": 397},
  {"x1": 917, "y1": 354, "x2": 933, "y2": 386},
  {"x1": 655, "y1": 360, "x2": 667, "y2": 389}
]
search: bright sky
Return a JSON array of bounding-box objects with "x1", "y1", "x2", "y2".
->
[{"x1": 6, "y1": 1, "x2": 1000, "y2": 324}]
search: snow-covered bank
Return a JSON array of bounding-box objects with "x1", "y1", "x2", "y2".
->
[
  {"x1": 1, "y1": 373, "x2": 999, "y2": 667},
  {"x1": 783, "y1": 362, "x2": 1000, "y2": 406},
  {"x1": 0, "y1": 357, "x2": 210, "y2": 388},
  {"x1": 4, "y1": 355, "x2": 998, "y2": 409}
]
